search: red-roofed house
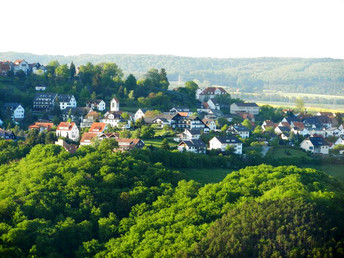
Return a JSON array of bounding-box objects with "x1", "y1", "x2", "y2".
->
[
  {"x1": 29, "y1": 122, "x2": 54, "y2": 132},
  {"x1": 197, "y1": 87, "x2": 228, "y2": 101},
  {"x1": 80, "y1": 132, "x2": 98, "y2": 146},
  {"x1": 89, "y1": 122, "x2": 107, "y2": 135},
  {"x1": 56, "y1": 122, "x2": 79, "y2": 141},
  {"x1": 116, "y1": 138, "x2": 145, "y2": 151}
]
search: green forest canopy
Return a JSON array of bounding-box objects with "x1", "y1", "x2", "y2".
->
[{"x1": 0, "y1": 143, "x2": 343, "y2": 257}]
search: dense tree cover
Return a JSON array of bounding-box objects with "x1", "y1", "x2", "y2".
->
[
  {"x1": 0, "y1": 143, "x2": 183, "y2": 257},
  {"x1": 189, "y1": 199, "x2": 344, "y2": 257},
  {"x1": 100, "y1": 165, "x2": 344, "y2": 257},
  {"x1": 1, "y1": 53, "x2": 343, "y2": 95},
  {"x1": 0, "y1": 141, "x2": 343, "y2": 257}
]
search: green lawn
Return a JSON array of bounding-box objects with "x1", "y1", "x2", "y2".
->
[
  {"x1": 266, "y1": 147, "x2": 310, "y2": 159},
  {"x1": 180, "y1": 168, "x2": 234, "y2": 184},
  {"x1": 142, "y1": 138, "x2": 178, "y2": 148}
]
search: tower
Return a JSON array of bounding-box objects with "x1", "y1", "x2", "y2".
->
[{"x1": 110, "y1": 97, "x2": 119, "y2": 112}]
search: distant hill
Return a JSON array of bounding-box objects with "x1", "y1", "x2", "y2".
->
[{"x1": 1, "y1": 52, "x2": 343, "y2": 95}]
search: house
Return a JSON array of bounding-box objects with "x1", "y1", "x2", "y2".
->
[
  {"x1": 13, "y1": 59, "x2": 30, "y2": 74},
  {"x1": 110, "y1": 97, "x2": 120, "y2": 112},
  {"x1": 325, "y1": 127, "x2": 341, "y2": 137},
  {"x1": 178, "y1": 139, "x2": 207, "y2": 154},
  {"x1": 262, "y1": 120, "x2": 276, "y2": 131},
  {"x1": 29, "y1": 122, "x2": 54, "y2": 132},
  {"x1": 56, "y1": 122, "x2": 79, "y2": 141},
  {"x1": 230, "y1": 102, "x2": 259, "y2": 115},
  {"x1": 315, "y1": 115, "x2": 333, "y2": 128},
  {"x1": 152, "y1": 114, "x2": 176, "y2": 128},
  {"x1": 86, "y1": 99, "x2": 106, "y2": 111},
  {"x1": 290, "y1": 122, "x2": 309, "y2": 137},
  {"x1": 116, "y1": 138, "x2": 145, "y2": 151},
  {"x1": 176, "y1": 128, "x2": 203, "y2": 141},
  {"x1": 62, "y1": 107, "x2": 92, "y2": 123},
  {"x1": 0, "y1": 61, "x2": 12, "y2": 76},
  {"x1": 80, "y1": 111, "x2": 101, "y2": 128},
  {"x1": 3, "y1": 103, "x2": 25, "y2": 119},
  {"x1": 101, "y1": 112, "x2": 130, "y2": 129},
  {"x1": 197, "y1": 87, "x2": 228, "y2": 101},
  {"x1": 207, "y1": 98, "x2": 220, "y2": 110},
  {"x1": 227, "y1": 125, "x2": 250, "y2": 138},
  {"x1": 80, "y1": 132, "x2": 98, "y2": 146},
  {"x1": 55, "y1": 139, "x2": 78, "y2": 153},
  {"x1": 30, "y1": 63, "x2": 47, "y2": 75},
  {"x1": 300, "y1": 136, "x2": 329, "y2": 154},
  {"x1": 333, "y1": 136, "x2": 344, "y2": 148},
  {"x1": 33, "y1": 93, "x2": 58, "y2": 111},
  {"x1": 171, "y1": 115, "x2": 206, "y2": 130},
  {"x1": 134, "y1": 108, "x2": 149, "y2": 122},
  {"x1": 0, "y1": 118, "x2": 3, "y2": 127},
  {"x1": 0, "y1": 129, "x2": 16, "y2": 140},
  {"x1": 202, "y1": 119, "x2": 217, "y2": 131},
  {"x1": 170, "y1": 107, "x2": 190, "y2": 114},
  {"x1": 274, "y1": 126, "x2": 290, "y2": 136},
  {"x1": 98, "y1": 132, "x2": 120, "y2": 140},
  {"x1": 58, "y1": 94, "x2": 77, "y2": 110},
  {"x1": 89, "y1": 122, "x2": 107, "y2": 135},
  {"x1": 209, "y1": 136, "x2": 243, "y2": 154},
  {"x1": 339, "y1": 124, "x2": 344, "y2": 136}
]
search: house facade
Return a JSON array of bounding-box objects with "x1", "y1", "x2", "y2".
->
[
  {"x1": 230, "y1": 103, "x2": 259, "y2": 115},
  {"x1": 209, "y1": 136, "x2": 243, "y2": 154},
  {"x1": 58, "y1": 95, "x2": 77, "y2": 110},
  {"x1": 110, "y1": 97, "x2": 120, "y2": 112},
  {"x1": 300, "y1": 136, "x2": 329, "y2": 154},
  {"x1": 3, "y1": 103, "x2": 25, "y2": 119},
  {"x1": 56, "y1": 122, "x2": 79, "y2": 141},
  {"x1": 86, "y1": 99, "x2": 106, "y2": 111},
  {"x1": 178, "y1": 139, "x2": 207, "y2": 154},
  {"x1": 197, "y1": 87, "x2": 228, "y2": 101}
]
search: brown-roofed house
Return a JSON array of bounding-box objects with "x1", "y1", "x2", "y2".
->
[
  {"x1": 89, "y1": 122, "x2": 107, "y2": 134},
  {"x1": 29, "y1": 122, "x2": 54, "y2": 132}
]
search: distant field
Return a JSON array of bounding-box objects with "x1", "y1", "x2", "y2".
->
[
  {"x1": 302, "y1": 164, "x2": 344, "y2": 182},
  {"x1": 255, "y1": 101, "x2": 344, "y2": 113},
  {"x1": 142, "y1": 138, "x2": 178, "y2": 148},
  {"x1": 180, "y1": 168, "x2": 234, "y2": 184},
  {"x1": 266, "y1": 146, "x2": 310, "y2": 159}
]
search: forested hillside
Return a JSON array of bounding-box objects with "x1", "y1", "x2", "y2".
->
[
  {"x1": 1, "y1": 52, "x2": 343, "y2": 95},
  {"x1": 0, "y1": 143, "x2": 343, "y2": 257}
]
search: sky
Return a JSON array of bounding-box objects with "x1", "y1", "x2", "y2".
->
[{"x1": 2, "y1": 0, "x2": 344, "y2": 59}]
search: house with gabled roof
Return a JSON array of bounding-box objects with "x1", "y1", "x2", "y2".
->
[
  {"x1": 86, "y1": 99, "x2": 106, "y2": 111},
  {"x1": 197, "y1": 87, "x2": 228, "y2": 101},
  {"x1": 227, "y1": 125, "x2": 250, "y2": 138},
  {"x1": 29, "y1": 122, "x2": 54, "y2": 132},
  {"x1": 134, "y1": 108, "x2": 149, "y2": 122},
  {"x1": 80, "y1": 132, "x2": 98, "y2": 146},
  {"x1": 116, "y1": 138, "x2": 145, "y2": 151},
  {"x1": 202, "y1": 118, "x2": 216, "y2": 131},
  {"x1": 3, "y1": 103, "x2": 25, "y2": 119},
  {"x1": 300, "y1": 136, "x2": 329, "y2": 154},
  {"x1": 209, "y1": 136, "x2": 243, "y2": 154},
  {"x1": 110, "y1": 97, "x2": 120, "y2": 112},
  {"x1": 0, "y1": 129, "x2": 16, "y2": 140},
  {"x1": 56, "y1": 122, "x2": 79, "y2": 141},
  {"x1": 230, "y1": 102, "x2": 259, "y2": 115},
  {"x1": 178, "y1": 139, "x2": 207, "y2": 154},
  {"x1": 55, "y1": 139, "x2": 78, "y2": 153},
  {"x1": 262, "y1": 120, "x2": 276, "y2": 131},
  {"x1": 89, "y1": 122, "x2": 107, "y2": 135},
  {"x1": 58, "y1": 94, "x2": 77, "y2": 110},
  {"x1": 101, "y1": 111, "x2": 130, "y2": 128},
  {"x1": 13, "y1": 59, "x2": 29, "y2": 75}
]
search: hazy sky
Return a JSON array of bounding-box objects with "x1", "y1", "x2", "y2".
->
[{"x1": 2, "y1": 0, "x2": 344, "y2": 58}]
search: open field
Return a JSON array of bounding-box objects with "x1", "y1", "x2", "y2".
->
[
  {"x1": 180, "y1": 168, "x2": 234, "y2": 184},
  {"x1": 266, "y1": 146, "x2": 310, "y2": 159},
  {"x1": 302, "y1": 164, "x2": 344, "y2": 182},
  {"x1": 255, "y1": 101, "x2": 344, "y2": 113},
  {"x1": 142, "y1": 138, "x2": 178, "y2": 148}
]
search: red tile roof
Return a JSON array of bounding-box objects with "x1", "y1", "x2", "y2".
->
[
  {"x1": 89, "y1": 122, "x2": 107, "y2": 133},
  {"x1": 57, "y1": 122, "x2": 76, "y2": 131}
]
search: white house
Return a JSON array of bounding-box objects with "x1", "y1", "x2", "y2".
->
[
  {"x1": 101, "y1": 112, "x2": 131, "y2": 129},
  {"x1": 3, "y1": 103, "x2": 25, "y2": 119},
  {"x1": 56, "y1": 122, "x2": 79, "y2": 141},
  {"x1": 13, "y1": 59, "x2": 30, "y2": 75},
  {"x1": 325, "y1": 127, "x2": 341, "y2": 137},
  {"x1": 110, "y1": 97, "x2": 120, "y2": 112},
  {"x1": 86, "y1": 99, "x2": 106, "y2": 111},
  {"x1": 300, "y1": 136, "x2": 329, "y2": 154},
  {"x1": 202, "y1": 119, "x2": 216, "y2": 131},
  {"x1": 230, "y1": 103, "x2": 259, "y2": 115},
  {"x1": 58, "y1": 95, "x2": 77, "y2": 110},
  {"x1": 197, "y1": 87, "x2": 228, "y2": 101},
  {"x1": 134, "y1": 108, "x2": 148, "y2": 122},
  {"x1": 178, "y1": 139, "x2": 207, "y2": 154},
  {"x1": 333, "y1": 136, "x2": 344, "y2": 149},
  {"x1": 207, "y1": 98, "x2": 220, "y2": 110},
  {"x1": 209, "y1": 136, "x2": 243, "y2": 154},
  {"x1": 339, "y1": 124, "x2": 344, "y2": 136},
  {"x1": 227, "y1": 125, "x2": 250, "y2": 139}
]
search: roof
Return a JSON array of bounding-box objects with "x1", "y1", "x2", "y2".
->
[
  {"x1": 309, "y1": 136, "x2": 329, "y2": 146},
  {"x1": 214, "y1": 136, "x2": 242, "y2": 144},
  {"x1": 87, "y1": 99, "x2": 104, "y2": 105},
  {"x1": 233, "y1": 102, "x2": 259, "y2": 107},
  {"x1": 3, "y1": 103, "x2": 21, "y2": 109},
  {"x1": 104, "y1": 112, "x2": 122, "y2": 119},
  {"x1": 29, "y1": 122, "x2": 54, "y2": 130},
  {"x1": 80, "y1": 132, "x2": 97, "y2": 143},
  {"x1": 178, "y1": 112, "x2": 189, "y2": 117},
  {"x1": 89, "y1": 122, "x2": 107, "y2": 133},
  {"x1": 233, "y1": 125, "x2": 250, "y2": 132},
  {"x1": 185, "y1": 128, "x2": 202, "y2": 135},
  {"x1": 179, "y1": 139, "x2": 206, "y2": 148},
  {"x1": 200, "y1": 87, "x2": 227, "y2": 95},
  {"x1": 277, "y1": 126, "x2": 290, "y2": 132},
  {"x1": 263, "y1": 120, "x2": 275, "y2": 127},
  {"x1": 57, "y1": 122, "x2": 76, "y2": 131},
  {"x1": 58, "y1": 94, "x2": 74, "y2": 102},
  {"x1": 34, "y1": 92, "x2": 58, "y2": 100},
  {"x1": 111, "y1": 97, "x2": 119, "y2": 103},
  {"x1": 292, "y1": 122, "x2": 305, "y2": 129}
]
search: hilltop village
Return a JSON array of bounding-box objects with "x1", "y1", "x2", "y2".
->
[{"x1": 1, "y1": 59, "x2": 344, "y2": 157}]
